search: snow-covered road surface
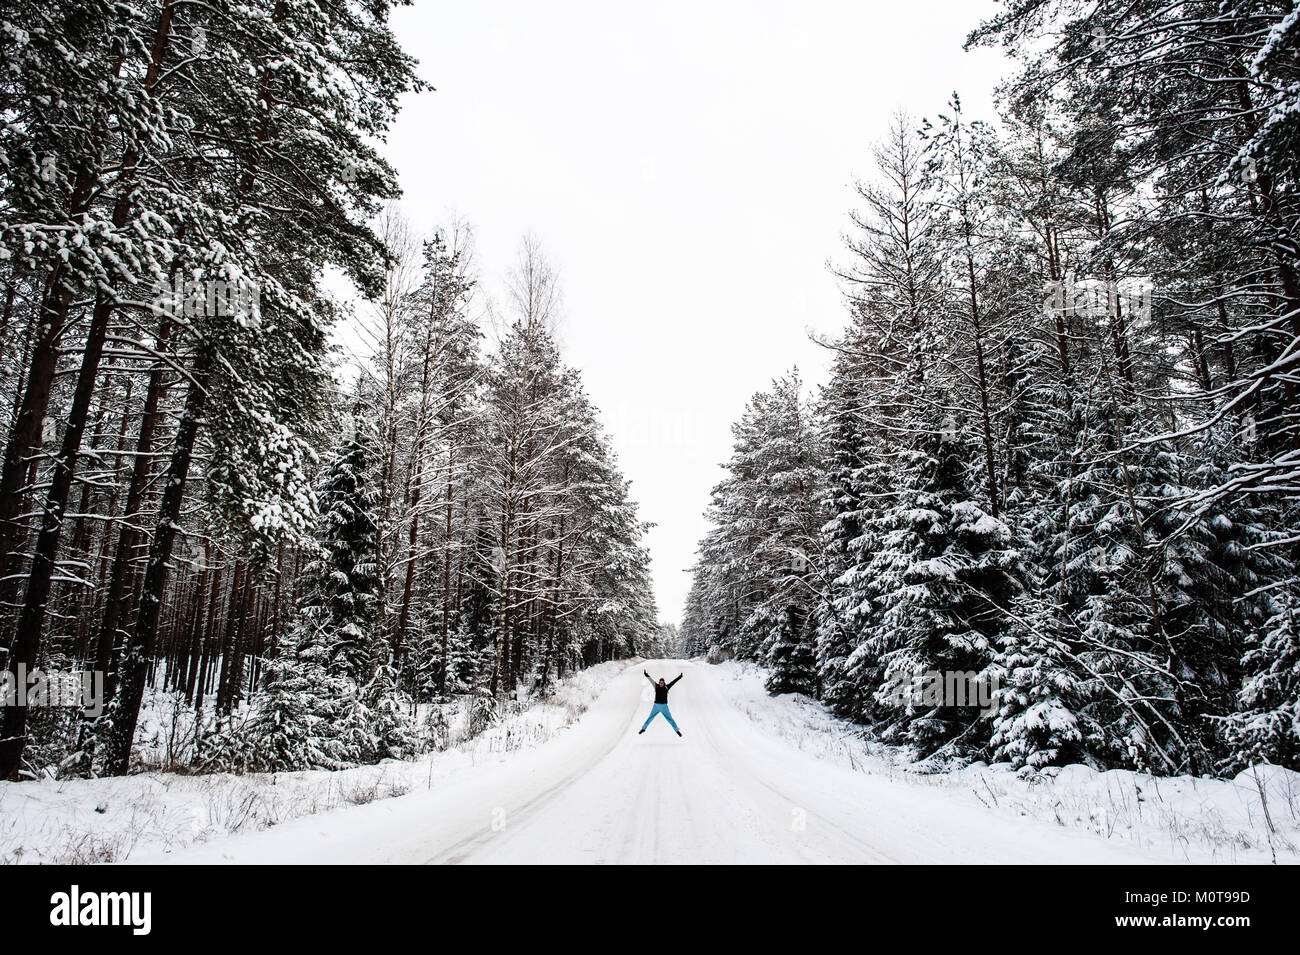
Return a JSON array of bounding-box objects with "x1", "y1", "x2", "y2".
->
[{"x1": 137, "y1": 660, "x2": 1152, "y2": 864}]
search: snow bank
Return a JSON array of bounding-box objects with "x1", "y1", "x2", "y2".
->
[{"x1": 712, "y1": 659, "x2": 1300, "y2": 864}]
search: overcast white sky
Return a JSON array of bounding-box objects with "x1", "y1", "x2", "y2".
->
[{"x1": 372, "y1": 0, "x2": 1009, "y2": 624}]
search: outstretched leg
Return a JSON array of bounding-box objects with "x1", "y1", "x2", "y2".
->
[
  {"x1": 640, "y1": 704, "x2": 664, "y2": 732},
  {"x1": 661, "y1": 706, "x2": 681, "y2": 734}
]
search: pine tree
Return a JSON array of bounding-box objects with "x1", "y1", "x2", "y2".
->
[{"x1": 95, "y1": 0, "x2": 420, "y2": 779}]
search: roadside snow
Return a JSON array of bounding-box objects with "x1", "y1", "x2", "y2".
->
[
  {"x1": 0, "y1": 661, "x2": 627, "y2": 864},
  {"x1": 717, "y1": 660, "x2": 1300, "y2": 864}
]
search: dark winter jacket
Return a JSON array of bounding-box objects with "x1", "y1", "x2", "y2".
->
[{"x1": 646, "y1": 672, "x2": 682, "y2": 704}]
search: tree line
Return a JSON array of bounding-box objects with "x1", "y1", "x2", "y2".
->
[
  {"x1": 684, "y1": 0, "x2": 1300, "y2": 777},
  {"x1": 0, "y1": 0, "x2": 662, "y2": 779}
]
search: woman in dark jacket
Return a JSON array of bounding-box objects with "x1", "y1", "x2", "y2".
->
[{"x1": 639, "y1": 670, "x2": 683, "y2": 736}]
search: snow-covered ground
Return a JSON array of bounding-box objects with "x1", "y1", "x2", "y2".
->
[
  {"x1": 3, "y1": 658, "x2": 1296, "y2": 864},
  {"x1": 0, "y1": 661, "x2": 624, "y2": 864},
  {"x1": 716, "y1": 662, "x2": 1300, "y2": 864}
]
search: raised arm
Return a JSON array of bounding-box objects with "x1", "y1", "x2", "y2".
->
[
  {"x1": 644, "y1": 670, "x2": 656, "y2": 686},
  {"x1": 667, "y1": 673, "x2": 683, "y2": 689}
]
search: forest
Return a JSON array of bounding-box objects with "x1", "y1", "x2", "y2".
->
[
  {"x1": 682, "y1": 0, "x2": 1300, "y2": 777},
  {"x1": 0, "y1": 0, "x2": 664, "y2": 780},
  {"x1": 4, "y1": 0, "x2": 1300, "y2": 791}
]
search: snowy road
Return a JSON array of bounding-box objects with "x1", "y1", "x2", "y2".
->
[{"x1": 141, "y1": 660, "x2": 1151, "y2": 864}]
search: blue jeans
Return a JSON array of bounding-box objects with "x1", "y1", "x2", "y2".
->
[{"x1": 641, "y1": 702, "x2": 680, "y2": 733}]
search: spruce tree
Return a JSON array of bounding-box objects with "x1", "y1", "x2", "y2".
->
[
  {"x1": 1228, "y1": 592, "x2": 1300, "y2": 771},
  {"x1": 306, "y1": 432, "x2": 384, "y2": 689},
  {"x1": 235, "y1": 614, "x2": 350, "y2": 773}
]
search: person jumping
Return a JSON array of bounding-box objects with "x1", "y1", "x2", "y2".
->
[{"x1": 640, "y1": 670, "x2": 683, "y2": 736}]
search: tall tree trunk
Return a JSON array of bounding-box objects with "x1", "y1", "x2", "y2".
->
[
  {"x1": 394, "y1": 439, "x2": 424, "y2": 671},
  {"x1": 94, "y1": 315, "x2": 174, "y2": 700},
  {"x1": 0, "y1": 288, "x2": 116, "y2": 779},
  {"x1": 0, "y1": 273, "x2": 74, "y2": 628},
  {"x1": 215, "y1": 558, "x2": 246, "y2": 714},
  {"x1": 439, "y1": 441, "x2": 455, "y2": 696},
  {"x1": 0, "y1": 2, "x2": 179, "y2": 778},
  {"x1": 102, "y1": 347, "x2": 210, "y2": 777}
]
